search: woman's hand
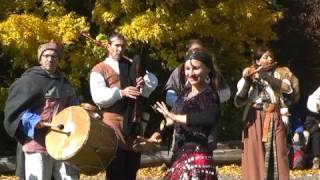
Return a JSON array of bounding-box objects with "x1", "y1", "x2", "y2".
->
[
  {"x1": 154, "y1": 101, "x2": 176, "y2": 125},
  {"x1": 154, "y1": 101, "x2": 171, "y2": 119},
  {"x1": 153, "y1": 101, "x2": 187, "y2": 125}
]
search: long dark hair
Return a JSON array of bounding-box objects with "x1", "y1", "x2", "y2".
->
[
  {"x1": 178, "y1": 39, "x2": 205, "y2": 86},
  {"x1": 184, "y1": 49, "x2": 221, "y2": 92},
  {"x1": 178, "y1": 40, "x2": 224, "y2": 92}
]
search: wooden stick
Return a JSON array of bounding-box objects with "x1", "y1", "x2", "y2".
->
[
  {"x1": 244, "y1": 62, "x2": 278, "y2": 78},
  {"x1": 80, "y1": 31, "x2": 133, "y2": 63},
  {"x1": 42, "y1": 122, "x2": 64, "y2": 130}
]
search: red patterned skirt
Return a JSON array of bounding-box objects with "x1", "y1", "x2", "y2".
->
[{"x1": 165, "y1": 143, "x2": 218, "y2": 180}]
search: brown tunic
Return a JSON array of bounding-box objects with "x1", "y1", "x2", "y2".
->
[
  {"x1": 235, "y1": 66, "x2": 294, "y2": 180},
  {"x1": 241, "y1": 107, "x2": 289, "y2": 180}
]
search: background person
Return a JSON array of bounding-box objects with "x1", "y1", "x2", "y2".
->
[
  {"x1": 288, "y1": 105, "x2": 308, "y2": 169},
  {"x1": 305, "y1": 86, "x2": 320, "y2": 169},
  {"x1": 234, "y1": 46, "x2": 294, "y2": 180}
]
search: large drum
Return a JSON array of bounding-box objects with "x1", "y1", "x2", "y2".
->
[{"x1": 45, "y1": 105, "x2": 118, "y2": 175}]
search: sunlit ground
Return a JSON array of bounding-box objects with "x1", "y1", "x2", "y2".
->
[{"x1": 1, "y1": 165, "x2": 319, "y2": 180}]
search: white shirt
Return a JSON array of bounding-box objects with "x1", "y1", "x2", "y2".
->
[
  {"x1": 307, "y1": 87, "x2": 320, "y2": 113},
  {"x1": 90, "y1": 57, "x2": 122, "y2": 108}
]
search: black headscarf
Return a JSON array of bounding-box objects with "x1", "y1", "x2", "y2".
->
[{"x1": 185, "y1": 49, "x2": 214, "y2": 77}]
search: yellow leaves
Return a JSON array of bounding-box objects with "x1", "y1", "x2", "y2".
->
[
  {"x1": 121, "y1": 0, "x2": 136, "y2": 12},
  {"x1": 0, "y1": 14, "x2": 47, "y2": 47},
  {"x1": 17, "y1": 0, "x2": 37, "y2": 12},
  {"x1": 102, "y1": 12, "x2": 117, "y2": 23},
  {"x1": 183, "y1": 8, "x2": 211, "y2": 33},
  {"x1": 92, "y1": 3, "x2": 117, "y2": 25},
  {"x1": 217, "y1": 2, "x2": 225, "y2": 12},
  {"x1": 158, "y1": 49, "x2": 178, "y2": 67},
  {"x1": 0, "y1": 13, "x2": 89, "y2": 68},
  {"x1": 47, "y1": 13, "x2": 89, "y2": 44},
  {"x1": 119, "y1": 7, "x2": 172, "y2": 44},
  {"x1": 92, "y1": 0, "x2": 138, "y2": 26},
  {"x1": 137, "y1": 166, "x2": 166, "y2": 178},
  {"x1": 0, "y1": 14, "x2": 50, "y2": 64},
  {"x1": 0, "y1": 13, "x2": 89, "y2": 46},
  {"x1": 272, "y1": 11, "x2": 284, "y2": 22},
  {"x1": 290, "y1": 168, "x2": 320, "y2": 178},
  {"x1": 112, "y1": 0, "x2": 282, "y2": 67},
  {"x1": 218, "y1": 164, "x2": 241, "y2": 178},
  {"x1": 92, "y1": 0, "x2": 280, "y2": 55},
  {"x1": 155, "y1": 7, "x2": 169, "y2": 18},
  {"x1": 0, "y1": 0, "x2": 287, "y2": 91},
  {"x1": 245, "y1": 6, "x2": 253, "y2": 19},
  {"x1": 42, "y1": 0, "x2": 66, "y2": 16},
  {"x1": 1, "y1": 165, "x2": 320, "y2": 179}
]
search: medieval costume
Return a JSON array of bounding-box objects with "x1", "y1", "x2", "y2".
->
[
  {"x1": 4, "y1": 66, "x2": 79, "y2": 180},
  {"x1": 90, "y1": 56, "x2": 148, "y2": 180},
  {"x1": 160, "y1": 86, "x2": 219, "y2": 180},
  {"x1": 234, "y1": 65, "x2": 298, "y2": 180},
  {"x1": 164, "y1": 62, "x2": 229, "y2": 153}
]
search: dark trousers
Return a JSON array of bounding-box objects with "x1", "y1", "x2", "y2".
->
[
  {"x1": 312, "y1": 131, "x2": 320, "y2": 157},
  {"x1": 16, "y1": 143, "x2": 25, "y2": 180},
  {"x1": 106, "y1": 148, "x2": 141, "y2": 180}
]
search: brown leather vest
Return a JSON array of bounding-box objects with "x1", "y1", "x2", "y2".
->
[{"x1": 91, "y1": 62, "x2": 133, "y2": 149}]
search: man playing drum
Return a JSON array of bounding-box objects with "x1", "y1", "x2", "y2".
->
[
  {"x1": 90, "y1": 33, "x2": 154, "y2": 180},
  {"x1": 4, "y1": 41, "x2": 80, "y2": 180}
]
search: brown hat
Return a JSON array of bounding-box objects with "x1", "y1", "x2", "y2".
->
[{"x1": 37, "y1": 41, "x2": 62, "y2": 61}]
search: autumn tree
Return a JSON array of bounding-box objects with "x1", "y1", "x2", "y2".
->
[
  {"x1": 270, "y1": 0, "x2": 320, "y2": 119},
  {"x1": 0, "y1": 0, "x2": 281, "y2": 141}
]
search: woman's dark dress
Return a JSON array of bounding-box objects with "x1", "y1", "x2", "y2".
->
[{"x1": 160, "y1": 87, "x2": 219, "y2": 180}]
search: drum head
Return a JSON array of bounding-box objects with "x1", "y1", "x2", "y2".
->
[{"x1": 46, "y1": 106, "x2": 90, "y2": 160}]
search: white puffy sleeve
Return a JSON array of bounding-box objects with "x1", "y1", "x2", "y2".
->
[{"x1": 90, "y1": 72, "x2": 122, "y2": 108}]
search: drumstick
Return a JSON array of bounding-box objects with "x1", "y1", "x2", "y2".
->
[{"x1": 42, "y1": 122, "x2": 64, "y2": 130}]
